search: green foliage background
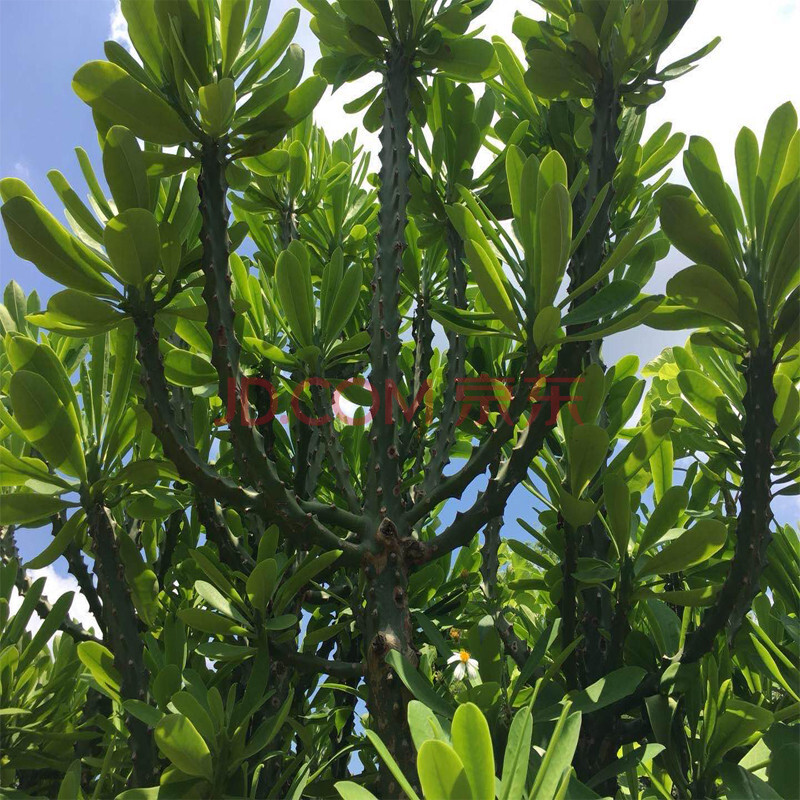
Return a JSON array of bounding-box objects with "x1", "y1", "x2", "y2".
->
[{"x1": 0, "y1": 1, "x2": 797, "y2": 799}]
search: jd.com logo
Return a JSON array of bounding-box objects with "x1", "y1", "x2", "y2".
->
[{"x1": 216, "y1": 376, "x2": 584, "y2": 428}]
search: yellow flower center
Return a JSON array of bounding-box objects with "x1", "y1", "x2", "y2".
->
[{"x1": 459, "y1": 649, "x2": 470, "y2": 663}]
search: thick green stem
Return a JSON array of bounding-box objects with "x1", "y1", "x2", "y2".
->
[
  {"x1": 198, "y1": 139, "x2": 272, "y2": 489},
  {"x1": 131, "y1": 292, "x2": 359, "y2": 562},
  {"x1": 84, "y1": 497, "x2": 158, "y2": 787},
  {"x1": 423, "y1": 223, "x2": 466, "y2": 495},
  {"x1": 682, "y1": 339, "x2": 776, "y2": 662},
  {"x1": 367, "y1": 42, "x2": 411, "y2": 523},
  {"x1": 64, "y1": 539, "x2": 104, "y2": 632},
  {"x1": 131, "y1": 295, "x2": 258, "y2": 511},
  {"x1": 363, "y1": 519, "x2": 419, "y2": 799},
  {"x1": 561, "y1": 520, "x2": 580, "y2": 690},
  {"x1": 564, "y1": 68, "x2": 621, "y2": 690}
]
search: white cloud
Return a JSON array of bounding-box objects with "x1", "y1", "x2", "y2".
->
[
  {"x1": 13, "y1": 161, "x2": 30, "y2": 180},
  {"x1": 9, "y1": 566, "x2": 100, "y2": 640},
  {"x1": 109, "y1": 0, "x2": 134, "y2": 54}
]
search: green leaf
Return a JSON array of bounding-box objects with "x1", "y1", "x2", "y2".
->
[
  {"x1": 586, "y1": 743, "x2": 665, "y2": 790},
  {"x1": 525, "y1": 49, "x2": 591, "y2": 100},
  {"x1": 533, "y1": 305, "x2": 561, "y2": 351},
  {"x1": 559, "y1": 488, "x2": 597, "y2": 527},
  {"x1": 264, "y1": 614, "x2": 297, "y2": 631},
  {"x1": 123, "y1": 699, "x2": 165, "y2": 728},
  {"x1": 47, "y1": 169, "x2": 105, "y2": 242},
  {"x1": 735, "y1": 126, "x2": 759, "y2": 233},
  {"x1": 338, "y1": 0, "x2": 389, "y2": 37},
  {"x1": 561, "y1": 295, "x2": 665, "y2": 342},
  {"x1": 499, "y1": 705, "x2": 532, "y2": 800},
  {"x1": 18, "y1": 590, "x2": 74, "y2": 672},
  {"x1": 364, "y1": 730, "x2": 421, "y2": 800},
  {"x1": 717, "y1": 763, "x2": 782, "y2": 800},
  {"x1": 77, "y1": 641, "x2": 121, "y2": 697},
  {"x1": 287, "y1": 140, "x2": 308, "y2": 199},
  {"x1": 10, "y1": 370, "x2": 86, "y2": 480},
  {"x1": 407, "y1": 700, "x2": 448, "y2": 751},
  {"x1": 637, "y1": 519, "x2": 727, "y2": 578},
  {"x1": 246, "y1": 558, "x2": 277, "y2": 614},
  {"x1": 517, "y1": 151, "x2": 540, "y2": 262},
  {"x1": 649, "y1": 436, "x2": 673, "y2": 504},
  {"x1": 56, "y1": 759, "x2": 83, "y2": 800},
  {"x1": 0, "y1": 493, "x2": 69, "y2": 526},
  {"x1": 238, "y1": 8, "x2": 301, "y2": 93},
  {"x1": 164, "y1": 349, "x2": 216, "y2": 387},
  {"x1": 199, "y1": 79, "x2": 236, "y2": 137},
  {"x1": 604, "y1": 473, "x2": 631, "y2": 557},
  {"x1": 561, "y1": 280, "x2": 640, "y2": 327},
  {"x1": 464, "y1": 238, "x2": 518, "y2": 333},
  {"x1": 237, "y1": 76, "x2": 326, "y2": 137},
  {"x1": 103, "y1": 126, "x2": 150, "y2": 212},
  {"x1": 570, "y1": 667, "x2": 646, "y2": 714},
  {"x1": 275, "y1": 248, "x2": 314, "y2": 347},
  {"x1": 609, "y1": 414, "x2": 673, "y2": 483},
  {"x1": 424, "y1": 37, "x2": 499, "y2": 82},
  {"x1": 755, "y1": 101, "x2": 798, "y2": 234},
  {"x1": 28, "y1": 290, "x2": 124, "y2": 337},
  {"x1": 2, "y1": 196, "x2": 115, "y2": 297},
  {"x1": 119, "y1": 0, "x2": 163, "y2": 79},
  {"x1": 104, "y1": 208, "x2": 160, "y2": 286},
  {"x1": 538, "y1": 182, "x2": 572, "y2": 310},
  {"x1": 568, "y1": 424, "x2": 609, "y2": 496},
  {"x1": 451, "y1": 703, "x2": 493, "y2": 800},
  {"x1": 0, "y1": 446, "x2": 71, "y2": 491},
  {"x1": 194, "y1": 580, "x2": 244, "y2": 622},
  {"x1": 417, "y1": 740, "x2": 473, "y2": 800},
  {"x1": 323, "y1": 263, "x2": 363, "y2": 345},
  {"x1": 177, "y1": 607, "x2": 249, "y2": 636},
  {"x1": 104, "y1": 320, "x2": 136, "y2": 447},
  {"x1": 659, "y1": 194, "x2": 739, "y2": 286},
  {"x1": 142, "y1": 151, "x2": 197, "y2": 178},
  {"x1": 73, "y1": 61, "x2": 193, "y2": 145},
  {"x1": 335, "y1": 782, "x2": 380, "y2": 800},
  {"x1": 639, "y1": 485, "x2": 689, "y2": 553},
  {"x1": 24, "y1": 510, "x2": 86, "y2": 569},
  {"x1": 154, "y1": 714, "x2": 213, "y2": 780},
  {"x1": 563, "y1": 215, "x2": 652, "y2": 305},
  {"x1": 677, "y1": 369, "x2": 724, "y2": 422},
  {"x1": 220, "y1": 0, "x2": 249, "y2": 75},
  {"x1": 708, "y1": 698, "x2": 773, "y2": 767},
  {"x1": 683, "y1": 137, "x2": 742, "y2": 253},
  {"x1": 273, "y1": 549, "x2": 342, "y2": 611},
  {"x1": 385, "y1": 650, "x2": 454, "y2": 720},
  {"x1": 530, "y1": 706, "x2": 582, "y2": 800}
]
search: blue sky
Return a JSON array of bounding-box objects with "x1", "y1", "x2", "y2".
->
[{"x1": 1, "y1": 1, "x2": 797, "y2": 627}]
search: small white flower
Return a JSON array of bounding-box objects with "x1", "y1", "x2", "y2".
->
[{"x1": 448, "y1": 649, "x2": 480, "y2": 682}]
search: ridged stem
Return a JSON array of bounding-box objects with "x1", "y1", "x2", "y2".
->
[
  {"x1": 198, "y1": 138, "x2": 272, "y2": 490},
  {"x1": 681, "y1": 338, "x2": 776, "y2": 662},
  {"x1": 422, "y1": 222, "x2": 466, "y2": 494},
  {"x1": 83, "y1": 496, "x2": 157, "y2": 787},
  {"x1": 366, "y1": 42, "x2": 411, "y2": 524}
]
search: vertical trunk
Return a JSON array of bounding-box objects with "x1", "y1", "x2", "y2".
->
[
  {"x1": 563, "y1": 68, "x2": 623, "y2": 785},
  {"x1": 84, "y1": 497, "x2": 158, "y2": 787},
  {"x1": 422, "y1": 223, "x2": 467, "y2": 495},
  {"x1": 363, "y1": 519, "x2": 419, "y2": 798},
  {"x1": 198, "y1": 138, "x2": 268, "y2": 483},
  {"x1": 682, "y1": 337, "x2": 776, "y2": 662},
  {"x1": 362, "y1": 40, "x2": 418, "y2": 796},
  {"x1": 366, "y1": 42, "x2": 411, "y2": 522}
]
